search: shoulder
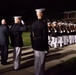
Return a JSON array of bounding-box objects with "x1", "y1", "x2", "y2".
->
[
  {"x1": 0, "y1": 25, "x2": 7, "y2": 31},
  {"x1": 42, "y1": 21, "x2": 47, "y2": 26},
  {"x1": 0, "y1": 25, "x2": 5, "y2": 28},
  {"x1": 32, "y1": 20, "x2": 38, "y2": 25},
  {"x1": 3, "y1": 25, "x2": 7, "y2": 29},
  {"x1": 31, "y1": 20, "x2": 38, "y2": 28}
]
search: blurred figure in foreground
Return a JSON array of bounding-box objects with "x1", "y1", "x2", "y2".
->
[{"x1": 0, "y1": 19, "x2": 9, "y2": 65}]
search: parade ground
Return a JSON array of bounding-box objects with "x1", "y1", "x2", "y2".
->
[{"x1": 0, "y1": 44, "x2": 76, "y2": 75}]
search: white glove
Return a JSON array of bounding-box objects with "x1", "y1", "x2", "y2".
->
[{"x1": 21, "y1": 20, "x2": 25, "y2": 25}]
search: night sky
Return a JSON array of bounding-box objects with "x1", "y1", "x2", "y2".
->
[{"x1": 0, "y1": 0, "x2": 76, "y2": 23}]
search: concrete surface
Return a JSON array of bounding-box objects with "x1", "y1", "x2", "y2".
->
[{"x1": 0, "y1": 44, "x2": 76, "y2": 75}]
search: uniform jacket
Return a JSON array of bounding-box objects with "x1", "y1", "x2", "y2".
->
[
  {"x1": 62, "y1": 25, "x2": 67, "y2": 35},
  {"x1": 57, "y1": 26, "x2": 63, "y2": 36},
  {"x1": 51, "y1": 27, "x2": 58, "y2": 37},
  {"x1": 0, "y1": 25, "x2": 9, "y2": 45},
  {"x1": 30, "y1": 19, "x2": 48, "y2": 51},
  {"x1": 10, "y1": 23, "x2": 26, "y2": 47}
]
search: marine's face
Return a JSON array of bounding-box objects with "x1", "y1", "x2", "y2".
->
[
  {"x1": 1, "y1": 19, "x2": 6, "y2": 25},
  {"x1": 48, "y1": 24, "x2": 51, "y2": 27},
  {"x1": 36, "y1": 12, "x2": 43, "y2": 18},
  {"x1": 58, "y1": 24, "x2": 61, "y2": 26},
  {"x1": 14, "y1": 18, "x2": 21, "y2": 24},
  {"x1": 53, "y1": 23, "x2": 56, "y2": 27}
]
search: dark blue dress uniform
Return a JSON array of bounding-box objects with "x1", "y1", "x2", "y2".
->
[
  {"x1": 57, "y1": 26, "x2": 63, "y2": 36},
  {"x1": 51, "y1": 26, "x2": 58, "y2": 37},
  {"x1": 10, "y1": 23, "x2": 26, "y2": 47},
  {"x1": 30, "y1": 19, "x2": 48, "y2": 51},
  {"x1": 0, "y1": 25, "x2": 9, "y2": 65},
  {"x1": 57, "y1": 25, "x2": 63, "y2": 47},
  {"x1": 10, "y1": 23, "x2": 26, "y2": 70},
  {"x1": 50, "y1": 26, "x2": 58, "y2": 48},
  {"x1": 30, "y1": 18, "x2": 48, "y2": 75}
]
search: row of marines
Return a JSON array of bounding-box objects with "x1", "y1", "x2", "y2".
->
[{"x1": 48, "y1": 21, "x2": 76, "y2": 48}]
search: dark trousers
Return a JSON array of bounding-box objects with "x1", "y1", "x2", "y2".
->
[{"x1": 0, "y1": 45, "x2": 8, "y2": 64}]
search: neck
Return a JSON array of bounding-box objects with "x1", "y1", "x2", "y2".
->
[
  {"x1": 38, "y1": 17, "x2": 42, "y2": 19},
  {"x1": 15, "y1": 22, "x2": 20, "y2": 24}
]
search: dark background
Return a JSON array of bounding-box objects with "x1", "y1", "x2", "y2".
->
[{"x1": 0, "y1": 0, "x2": 76, "y2": 24}]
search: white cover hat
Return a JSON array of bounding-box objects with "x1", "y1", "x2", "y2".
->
[
  {"x1": 47, "y1": 22, "x2": 51, "y2": 25},
  {"x1": 52, "y1": 21, "x2": 57, "y2": 24},
  {"x1": 14, "y1": 16, "x2": 22, "y2": 19},
  {"x1": 58, "y1": 22, "x2": 62, "y2": 25},
  {"x1": 35, "y1": 8, "x2": 45, "y2": 13}
]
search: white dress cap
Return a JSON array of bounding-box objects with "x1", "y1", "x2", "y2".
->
[
  {"x1": 68, "y1": 23, "x2": 71, "y2": 26},
  {"x1": 47, "y1": 22, "x2": 51, "y2": 25},
  {"x1": 35, "y1": 8, "x2": 45, "y2": 13},
  {"x1": 71, "y1": 23, "x2": 73, "y2": 25},
  {"x1": 52, "y1": 21, "x2": 57, "y2": 24},
  {"x1": 58, "y1": 22, "x2": 62, "y2": 25},
  {"x1": 74, "y1": 24, "x2": 76, "y2": 27},
  {"x1": 61, "y1": 23, "x2": 64, "y2": 25},
  {"x1": 14, "y1": 16, "x2": 22, "y2": 19},
  {"x1": 64, "y1": 23, "x2": 67, "y2": 25}
]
